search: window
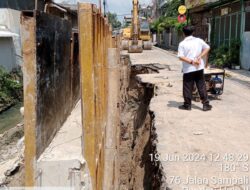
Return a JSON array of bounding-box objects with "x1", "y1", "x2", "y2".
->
[
  {"x1": 212, "y1": 12, "x2": 241, "y2": 47},
  {"x1": 237, "y1": 13, "x2": 241, "y2": 39},
  {"x1": 231, "y1": 14, "x2": 237, "y2": 39},
  {"x1": 245, "y1": 12, "x2": 250, "y2": 31}
]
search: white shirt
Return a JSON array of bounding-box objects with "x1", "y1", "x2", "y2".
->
[{"x1": 178, "y1": 36, "x2": 210, "y2": 74}]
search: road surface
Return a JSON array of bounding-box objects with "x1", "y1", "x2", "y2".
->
[{"x1": 129, "y1": 47, "x2": 250, "y2": 190}]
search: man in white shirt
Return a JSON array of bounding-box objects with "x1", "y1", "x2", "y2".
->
[{"x1": 178, "y1": 26, "x2": 212, "y2": 111}]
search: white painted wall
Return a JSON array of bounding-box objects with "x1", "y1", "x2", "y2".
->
[
  {"x1": 0, "y1": 38, "x2": 15, "y2": 71},
  {"x1": 0, "y1": 9, "x2": 22, "y2": 72}
]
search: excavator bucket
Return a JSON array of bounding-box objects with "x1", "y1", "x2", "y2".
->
[
  {"x1": 121, "y1": 40, "x2": 129, "y2": 50},
  {"x1": 128, "y1": 40, "x2": 143, "y2": 53}
]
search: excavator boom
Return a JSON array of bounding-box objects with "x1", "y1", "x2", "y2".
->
[
  {"x1": 121, "y1": 0, "x2": 152, "y2": 53},
  {"x1": 128, "y1": 0, "x2": 143, "y2": 53}
]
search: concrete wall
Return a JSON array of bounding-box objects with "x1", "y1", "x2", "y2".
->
[
  {"x1": 21, "y1": 11, "x2": 80, "y2": 185},
  {"x1": 241, "y1": 32, "x2": 250, "y2": 70},
  {"x1": 157, "y1": 28, "x2": 183, "y2": 51}
]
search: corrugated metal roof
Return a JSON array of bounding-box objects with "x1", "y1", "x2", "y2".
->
[
  {"x1": 0, "y1": 25, "x2": 19, "y2": 37},
  {"x1": 0, "y1": 31, "x2": 19, "y2": 37},
  {"x1": 0, "y1": 0, "x2": 45, "y2": 11}
]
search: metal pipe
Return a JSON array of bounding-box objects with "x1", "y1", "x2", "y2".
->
[{"x1": 240, "y1": 0, "x2": 245, "y2": 38}]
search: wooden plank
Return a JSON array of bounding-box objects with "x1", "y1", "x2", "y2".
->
[
  {"x1": 78, "y1": 3, "x2": 96, "y2": 188},
  {"x1": 21, "y1": 12, "x2": 37, "y2": 187},
  {"x1": 205, "y1": 68, "x2": 225, "y2": 75},
  {"x1": 103, "y1": 48, "x2": 120, "y2": 190},
  {"x1": 94, "y1": 11, "x2": 104, "y2": 190}
]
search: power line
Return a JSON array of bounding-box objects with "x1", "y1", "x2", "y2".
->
[{"x1": 116, "y1": 14, "x2": 131, "y2": 17}]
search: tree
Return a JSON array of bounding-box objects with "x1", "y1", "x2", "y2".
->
[
  {"x1": 150, "y1": 0, "x2": 186, "y2": 33},
  {"x1": 107, "y1": 12, "x2": 122, "y2": 29},
  {"x1": 162, "y1": 0, "x2": 182, "y2": 17}
]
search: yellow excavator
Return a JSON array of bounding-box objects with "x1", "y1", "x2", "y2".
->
[
  {"x1": 121, "y1": 0, "x2": 152, "y2": 53},
  {"x1": 140, "y1": 18, "x2": 152, "y2": 50}
]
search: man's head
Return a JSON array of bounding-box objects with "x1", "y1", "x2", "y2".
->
[{"x1": 182, "y1": 25, "x2": 194, "y2": 37}]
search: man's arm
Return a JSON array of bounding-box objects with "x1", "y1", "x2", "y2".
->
[
  {"x1": 196, "y1": 47, "x2": 210, "y2": 68},
  {"x1": 179, "y1": 56, "x2": 201, "y2": 66},
  {"x1": 197, "y1": 47, "x2": 210, "y2": 60},
  {"x1": 178, "y1": 44, "x2": 200, "y2": 66},
  {"x1": 179, "y1": 57, "x2": 195, "y2": 65},
  {"x1": 197, "y1": 39, "x2": 211, "y2": 61},
  {"x1": 205, "y1": 52, "x2": 210, "y2": 68}
]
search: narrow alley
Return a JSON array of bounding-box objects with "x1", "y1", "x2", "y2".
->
[{"x1": 0, "y1": 0, "x2": 250, "y2": 190}]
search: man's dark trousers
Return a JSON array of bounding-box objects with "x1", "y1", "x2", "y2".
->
[{"x1": 183, "y1": 69, "x2": 209, "y2": 106}]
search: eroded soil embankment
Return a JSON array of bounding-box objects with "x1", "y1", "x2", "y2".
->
[
  {"x1": 0, "y1": 124, "x2": 24, "y2": 186},
  {"x1": 119, "y1": 60, "x2": 163, "y2": 190}
]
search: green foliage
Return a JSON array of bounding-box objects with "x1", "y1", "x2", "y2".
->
[
  {"x1": 209, "y1": 40, "x2": 241, "y2": 68},
  {"x1": 150, "y1": 16, "x2": 188, "y2": 33},
  {"x1": 162, "y1": 0, "x2": 183, "y2": 17},
  {"x1": 150, "y1": 0, "x2": 187, "y2": 33},
  {"x1": 0, "y1": 67, "x2": 23, "y2": 105},
  {"x1": 107, "y1": 12, "x2": 122, "y2": 29}
]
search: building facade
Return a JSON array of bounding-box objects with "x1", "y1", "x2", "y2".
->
[
  {"x1": 151, "y1": 0, "x2": 168, "y2": 18},
  {"x1": 158, "y1": 0, "x2": 167, "y2": 16},
  {"x1": 139, "y1": 3, "x2": 153, "y2": 20},
  {"x1": 186, "y1": 0, "x2": 250, "y2": 70}
]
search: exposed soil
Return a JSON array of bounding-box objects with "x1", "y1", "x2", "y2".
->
[
  {"x1": 119, "y1": 57, "x2": 164, "y2": 190},
  {"x1": 0, "y1": 124, "x2": 24, "y2": 187}
]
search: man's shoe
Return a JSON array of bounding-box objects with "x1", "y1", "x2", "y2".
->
[
  {"x1": 203, "y1": 104, "x2": 212, "y2": 111},
  {"x1": 178, "y1": 105, "x2": 191, "y2": 110}
]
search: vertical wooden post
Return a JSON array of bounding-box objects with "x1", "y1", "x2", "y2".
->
[
  {"x1": 78, "y1": 4, "x2": 119, "y2": 189},
  {"x1": 100, "y1": 16, "x2": 104, "y2": 126},
  {"x1": 78, "y1": 3, "x2": 96, "y2": 188},
  {"x1": 103, "y1": 48, "x2": 120, "y2": 190},
  {"x1": 98, "y1": 15, "x2": 106, "y2": 190},
  {"x1": 21, "y1": 13, "x2": 37, "y2": 187},
  {"x1": 108, "y1": 25, "x2": 112, "y2": 48}
]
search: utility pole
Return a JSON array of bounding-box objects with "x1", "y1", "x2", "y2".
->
[
  {"x1": 103, "y1": 0, "x2": 107, "y2": 17},
  {"x1": 99, "y1": 0, "x2": 102, "y2": 13}
]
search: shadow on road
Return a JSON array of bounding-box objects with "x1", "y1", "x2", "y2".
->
[{"x1": 167, "y1": 101, "x2": 203, "y2": 111}]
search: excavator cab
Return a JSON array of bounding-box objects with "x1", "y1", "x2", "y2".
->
[{"x1": 140, "y1": 20, "x2": 152, "y2": 50}]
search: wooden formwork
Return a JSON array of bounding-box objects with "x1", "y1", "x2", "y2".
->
[{"x1": 78, "y1": 3, "x2": 120, "y2": 190}]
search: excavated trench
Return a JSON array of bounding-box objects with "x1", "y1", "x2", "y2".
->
[{"x1": 119, "y1": 55, "x2": 164, "y2": 190}]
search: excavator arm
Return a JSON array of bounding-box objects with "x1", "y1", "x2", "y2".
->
[
  {"x1": 121, "y1": 0, "x2": 152, "y2": 52},
  {"x1": 128, "y1": 0, "x2": 143, "y2": 53}
]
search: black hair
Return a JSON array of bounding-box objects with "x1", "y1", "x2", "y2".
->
[{"x1": 182, "y1": 25, "x2": 194, "y2": 36}]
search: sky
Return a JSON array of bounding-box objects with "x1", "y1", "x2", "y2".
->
[{"x1": 54, "y1": 0, "x2": 152, "y2": 17}]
